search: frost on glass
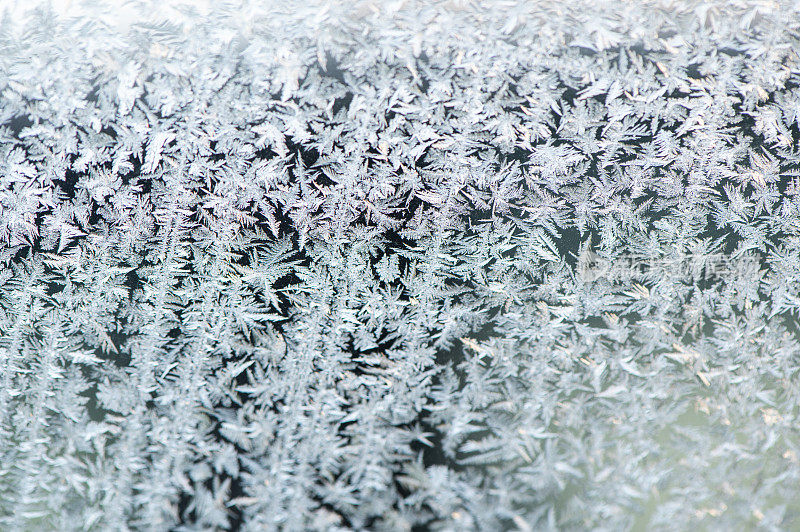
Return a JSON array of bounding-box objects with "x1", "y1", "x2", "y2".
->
[{"x1": 1, "y1": 1, "x2": 800, "y2": 530}]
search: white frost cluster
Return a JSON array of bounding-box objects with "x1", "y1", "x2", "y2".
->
[{"x1": 2, "y1": 1, "x2": 800, "y2": 530}]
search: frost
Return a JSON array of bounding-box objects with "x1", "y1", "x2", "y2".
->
[{"x1": 2, "y1": 0, "x2": 800, "y2": 530}]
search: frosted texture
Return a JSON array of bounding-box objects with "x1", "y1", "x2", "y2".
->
[{"x1": 2, "y1": 1, "x2": 800, "y2": 530}]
